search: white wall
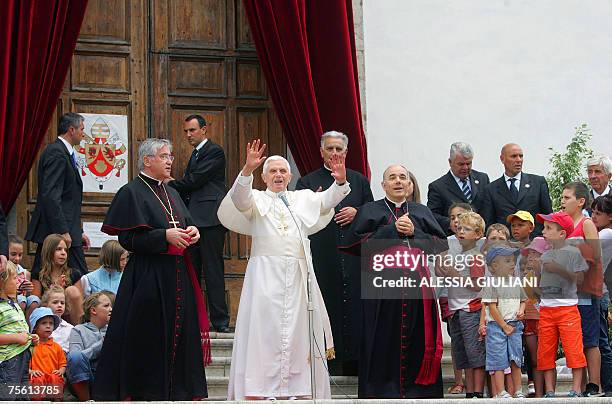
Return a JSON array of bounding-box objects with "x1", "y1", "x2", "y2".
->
[{"x1": 363, "y1": 0, "x2": 612, "y2": 200}]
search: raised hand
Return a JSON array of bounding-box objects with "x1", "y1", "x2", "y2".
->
[
  {"x1": 329, "y1": 153, "x2": 346, "y2": 184},
  {"x1": 242, "y1": 139, "x2": 267, "y2": 176}
]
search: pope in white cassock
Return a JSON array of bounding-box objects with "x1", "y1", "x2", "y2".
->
[{"x1": 218, "y1": 140, "x2": 351, "y2": 400}]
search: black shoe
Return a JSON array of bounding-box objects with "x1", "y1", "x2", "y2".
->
[
  {"x1": 216, "y1": 325, "x2": 231, "y2": 333},
  {"x1": 584, "y1": 383, "x2": 604, "y2": 397}
]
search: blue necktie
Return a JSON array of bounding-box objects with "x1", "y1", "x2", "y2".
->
[
  {"x1": 508, "y1": 178, "x2": 519, "y2": 201},
  {"x1": 71, "y1": 153, "x2": 78, "y2": 171},
  {"x1": 187, "y1": 149, "x2": 198, "y2": 172}
]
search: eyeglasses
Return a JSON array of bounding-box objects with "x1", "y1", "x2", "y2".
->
[{"x1": 154, "y1": 153, "x2": 174, "y2": 162}]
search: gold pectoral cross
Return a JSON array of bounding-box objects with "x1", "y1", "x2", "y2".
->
[{"x1": 169, "y1": 216, "x2": 180, "y2": 228}]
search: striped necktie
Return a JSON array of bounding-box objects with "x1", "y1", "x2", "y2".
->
[{"x1": 461, "y1": 178, "x2": 472, "y2": 202}]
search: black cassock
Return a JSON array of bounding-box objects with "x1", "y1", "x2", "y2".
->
[
  {"x1": 92, "y1": 174, "x2": 210, "y2": 401},
  {"x1": 341, "y1": 198, "x2": 447, "y2": 398},
  {"x1": 295, "y1": 167, "x2": 373, "y2": 372}
]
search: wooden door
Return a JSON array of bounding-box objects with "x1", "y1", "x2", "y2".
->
[{"x1": 16, "y1": 0, "x2": 285, "y2": 326}]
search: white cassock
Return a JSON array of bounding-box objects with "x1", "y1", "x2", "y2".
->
[{"x1": 218, "y1": 173, "x2": 350, "y2": 399}]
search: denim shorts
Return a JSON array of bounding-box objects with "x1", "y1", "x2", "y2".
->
[
  {"x1": 578, "y1": 298, "x2": 600, "y2": 348},
  {"x1": 67, "y1": 351, "x2": 94, "y2": 384},
  {"x1": 0, "y1": 348, "x2": 31, "y2": 399},
  {"x1": 486, "y1": 320, "x2": 523, "y2": 371}
]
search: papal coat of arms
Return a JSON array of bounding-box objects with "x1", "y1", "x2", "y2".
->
[{"x1": 75, "y1": 117, "x2": 127, "y2": 190}]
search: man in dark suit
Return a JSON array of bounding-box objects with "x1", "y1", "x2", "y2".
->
[
  {"x1": 587, "y1": 155, "x2": 612, "y2": 201},
  {"x1": 295, "y1": 131, "x2": 374, "y2": 375},
  {"x1": 0, "y1": 205, "x2": 7, "y2": 272},
  {"x1": 26, "y1": 112, "x2": 90, "y2": 278},
  {"x1": 168, "y1": 114, "x2": 229, "y2": 332},
  {"x1": 427, "y1": 142, "x2": 490, "y2": 234},
  {"x1": 481, "y1": 143, "x2": 552, "y2": 235}
]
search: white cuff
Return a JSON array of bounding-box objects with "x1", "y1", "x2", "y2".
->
[
  {"x1": 335, "y1": 181, "x2": 350, "y2": 195},
  {"x1": 237, "y1": 172, "x2": 254, "y2": 185}
]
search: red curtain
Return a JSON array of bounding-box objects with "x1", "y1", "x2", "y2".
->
[
  {"x1": 0, "y1": 0, "x2": 88, "y2": 212},
  {"x1": 242, "y1": 0, "x2": 370, "y2": 178}
]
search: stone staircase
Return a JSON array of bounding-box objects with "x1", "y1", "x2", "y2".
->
[{"x1": 205, "y1": 332, "x2": 576, "y2": 400}]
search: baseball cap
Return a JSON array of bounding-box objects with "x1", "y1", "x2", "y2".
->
[
  {"x1": 521, "y1": 236, "x2": 551, "y2": 255},
  {"x1": 29, "y1": 307, "x2": 60, "y2": 332},
  {"x1": 536, "y1": 211, "x2": 574, "y2": 236},
  {"x1": 486, "y1": 246, "x2": 519, "y2": 265},
  {"x1": 506, "y1": 210, "x2": 535, "y2": 225}
]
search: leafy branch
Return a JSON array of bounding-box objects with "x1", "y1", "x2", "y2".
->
[{"x1": 547, "y1": 124, "x2": 593, "y2": 211}]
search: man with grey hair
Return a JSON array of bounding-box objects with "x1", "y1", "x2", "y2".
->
[
  {"x1": 341, "y1": 163, "x2": 446, "y2": 399},
  {"x1": 427, "y1": 142, "x2": 490, "y2": 234},
  {"x1": 294, "y1": 130, "x2": 373, "y2": 375},
  {"x1": 93, "y1": 138, "x2": 209, "y2": 400},
  {"x1": 587, "y1": 155, "x2": 612, "y2": 200},
  {"x1": 26, "y1": 112, "x2": 90, "y2": 278},
  {"x1": 218, "y1": 139, "x2": 351, "y2": 400}
]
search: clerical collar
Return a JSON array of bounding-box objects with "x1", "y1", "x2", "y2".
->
[
  {"x1": 385, "y1": 197, "x2": 407, "y2": 209},
  {"x1": 139, "y1": 171, "x2": 163, "y2": 186},
  {"x1": 323, "y1": 164, "x2": 332, "y2": 172},
  {"x1": 264, "y1": 188, "x2": 286, "y2": 198},
  {"x1": 195, "y1": 138, "x2": 208, "y2": 151}
]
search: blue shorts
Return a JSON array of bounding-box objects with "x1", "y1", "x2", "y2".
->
[
  {"x1": 0, "y1": 349, "x2": 31, "y2": 399},
  {"x1": 486, "y1": 320, "x2": 524, "y2": 371},
  {"x1": 66, "y1": 351, "x2": 94, "y2": 384},
  {"x1": 578, "y1": 298, "x2": 600, "y2": 348}
]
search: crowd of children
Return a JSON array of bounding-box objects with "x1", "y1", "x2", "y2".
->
[
  {"x1": 438, "y1": 189, "x2": 612, "y2": 398},
  {"x1": 0, "y1": 237, "x2": 124, "y2": 400},
  {"x1": 2, "y1": 185, "x2": 612, "y2": 400}
]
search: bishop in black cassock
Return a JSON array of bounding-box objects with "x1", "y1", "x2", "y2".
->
[
  {"x1": 295, "y1": 160, "x2": 372, "y2": 375},
  {"x1": 93, "y1": 139, "x2": 210, "y2": 401},
  {"x1": 341, "y1": 164, "x2": 447, "y2": 399}
]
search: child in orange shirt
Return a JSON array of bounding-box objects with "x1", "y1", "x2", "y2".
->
[{"x1": 29, "y1": 307, "x2": 66, "y2": 399}]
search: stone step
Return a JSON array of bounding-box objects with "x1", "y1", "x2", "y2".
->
[
  {"x1": 209, "y1": 336, "x2": 576, "y2": 397},
  {"x1": 203, "y1": 374, "x2": 576, "y2": 399},
  {"x1": 211, "y1": 334, "x2": 455, "y2": 358},
  {"x1": 206, "y1": 357, "x2": 232, "y2": 377},
  {"x1": 209, "y1": 331, "x2": 235, "y2": 339},
  {"x1": 205, "y1": 375, "x2": 358, "y2": 399},
  {"x1": 207, "y1": 353, "x2": 459, "y2": 378},
  {"x1": 210, "y1": 338, "x2": 234, "y2": 357}
]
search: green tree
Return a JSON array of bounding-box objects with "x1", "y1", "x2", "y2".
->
[{"x1": 547, "y1": 124, "x2": 594, "y2": 211}]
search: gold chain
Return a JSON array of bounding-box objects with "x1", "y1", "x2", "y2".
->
[{"x1": 138, "y1": 176, "x2": 179, "y2": 228}]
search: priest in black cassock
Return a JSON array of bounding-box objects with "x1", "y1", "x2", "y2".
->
[
  {"x1": 294, "y1": 131, "x2": 373, "y2": 375},
  {"x1": 341, "y1": 164, "x2": 447, "y2": 399},
  {"x1": 93, "y1": 139, "x2": 210, "y2": 401}
]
